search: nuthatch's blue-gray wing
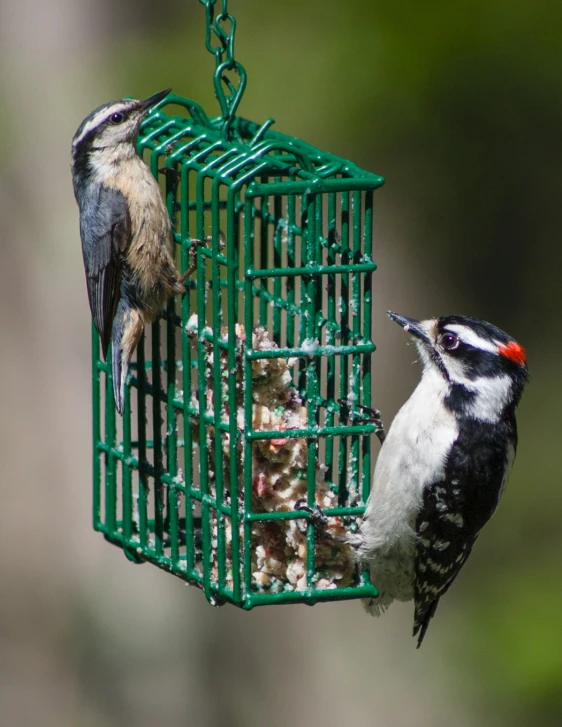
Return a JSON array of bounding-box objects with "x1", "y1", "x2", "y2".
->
[{"x1": 79, "y1": 185, "x2": 131, "y2": 357}]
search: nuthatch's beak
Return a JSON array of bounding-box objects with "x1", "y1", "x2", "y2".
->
[
  {"x1": 139, "y1": 88, "x2": 172, "y2": 114},
  {"x1": 387, "y1": 311, "x2": 432, "y2": 346}
]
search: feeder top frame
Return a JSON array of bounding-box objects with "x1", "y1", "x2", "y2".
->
[
  {"x1": 193, "y1": 0, "x2": 383, "y2": 195},
  {"x1": 144, "y1": 92, "x2": 384, "y2": 197}
]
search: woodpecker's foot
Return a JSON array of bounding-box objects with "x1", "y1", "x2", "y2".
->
[
  {"x1": 294, "y1": 499, "x2": 350, "y2": 543},
  {"x1": 338, "y1": 398, "x2": 386, "y2": 444},
  {"x1": 294, "y1": 498, "x2": 329, "y2": 535}
]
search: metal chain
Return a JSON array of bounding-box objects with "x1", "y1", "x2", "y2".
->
[{"x1": 199, "y1": 0, "x2": 247, "y2": 137}]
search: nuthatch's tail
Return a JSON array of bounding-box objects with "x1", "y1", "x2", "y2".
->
[{"x1": 111, "y1": 299, "x2": 144, "y2": 415}]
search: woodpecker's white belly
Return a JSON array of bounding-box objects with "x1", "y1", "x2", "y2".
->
[{"x1": 359, "y1": 368, "x2": 458, "y2": 614}]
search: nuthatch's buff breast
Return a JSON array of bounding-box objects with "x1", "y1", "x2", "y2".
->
[
  {"x1": 71, "y1": 88, "x2": 186, "y2": 414},
  {"x1": 101, "y1": 156, "x2": 183, "y2": 319}
]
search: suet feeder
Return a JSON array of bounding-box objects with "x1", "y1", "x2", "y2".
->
[{"x1": 92, "y1": 0, "x2": 384, "y2": 608}]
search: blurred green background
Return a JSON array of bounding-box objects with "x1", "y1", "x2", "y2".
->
[{"x1": 1, "y1": 1, "x2": 561, "y2": 725}]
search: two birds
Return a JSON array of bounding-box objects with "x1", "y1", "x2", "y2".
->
[{"x1": 72, "y1": 92, "x2": 528, "y2": 646}]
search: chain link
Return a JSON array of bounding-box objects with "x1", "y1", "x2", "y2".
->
[{"x1": 199, "y1": 0, "x2": 247, "y2": 137}]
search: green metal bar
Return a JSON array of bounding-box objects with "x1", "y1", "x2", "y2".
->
[
  {"x1": 350, "y1": 190, "x2": 362, "y2": 500},
  {"x1": 360, "y1": 190, "x2": 375, "y2": 589},
  {"x1": 243, "y1": 195, "x2": 255, "y2": 599},
  {"x1": 105, "y1": 342, "x2": 117, "y2": 535},
  {"x1": 210, "y1": 175, "x2": 226, "y2": 591},
  {"x1": 181, "y1": 158, "x2": 195, "y2": 575},
  {"x1": 246, "y1": 506, "x2": 366, "y2": 522},
  {"x1": 302, "y1": 191, "x2": 319, "y2": 589},
  {"x1": 146, "y1": 149, "x2": 166, "y2": 556},
  {"x1": 324, "y1": 193, "x2": 337, "y2": 484},
  {"x1": 122, "y1": 371, "x2": 133, "y2": 543},
  {"x1": 163, "y1": 165, "x2": 180, "y2": 568},
  {"x1": 245, "y1": 261, "x2": 377, "y2": 279},
  {"x1": 92, "y1": 324, "x2": 102, "y2": 531},
  {"x1": 245, "y1": 178, "x2": 384, "y2": 196},
  {"x1": 362, "y1": 191, "x2": 374, "y2": 505},
  {"x1": 338, "y1": 191, "x2": 350, "y2": 504},
  {"x1": 226, "y1": 184, "x2": 241, "y2": 603},
  {"x1": 246, "y1": 342, "x2": 375, "y2": 359},
  {"x1": 166, "y1": 294, "x2": 179, "y2": 567},
  {"x1": 195, "y1": 164, "x2": 212, "y2": 604},
  {"x1": 100, "y1": 422, "x2": 376, "y2": 451},
  {"x1": 272, "y1": 188, "x2": 282, "y2": 344},
  {"x1": 244, "y1": 584, "x2": 378, "y2": 608},
  {"x1": 259, "y1": 186, "x2": 269, "y2": 327},
  {"x1": 136, "y1": 335, "x2": 148, "y2": 549},
  {"x1": 151, "y1": 320, "x2": 165, "y2": 555}
]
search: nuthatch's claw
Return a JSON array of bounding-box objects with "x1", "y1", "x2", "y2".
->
[
  {"x1": 338, "y1": 398, "x2": 386, "y2": 444},
  {"x1": 180, "y1": 231, "x2": 226, "y2": 282},
  {"x1": 179, "y1": 237, "x2": 209, "y2": 282},
  {"x1": 158, "y1": 167, "x2": 181, "y2": 181}
]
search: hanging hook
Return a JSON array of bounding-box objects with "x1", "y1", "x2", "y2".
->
[{"x1": 199, "y1": 0, "x2": 247, "y2": 138}]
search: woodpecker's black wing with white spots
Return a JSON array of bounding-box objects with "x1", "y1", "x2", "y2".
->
[
  {"x1": 79, "y1": 185, "x2": 131, "y2": 356},
  {"x1": 413, "y1": 486, "x2": 476, "y2": 647},
  {"x1": 413, "y1": 417, "x2": 516, "y2": 647}
]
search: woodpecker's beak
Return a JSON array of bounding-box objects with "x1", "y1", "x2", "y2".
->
[
  {"x1": 139, "y1": 88, "x2": 172, "y2": 114},
  {"x1": 387, "y1": 311, "x2": 432, "y2": 346}
]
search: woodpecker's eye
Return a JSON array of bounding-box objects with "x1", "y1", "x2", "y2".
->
[
  {"x1": 109, "y1": 112, "x2": 125, "y2": 125},
  {"x1": 440, "y1": 333, "x2": 460, "y2": 351}
]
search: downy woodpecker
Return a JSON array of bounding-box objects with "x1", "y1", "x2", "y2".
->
[
  {"x1": 71, "y1": 89, "x2": 186, "y2": 414},
  {"x1": 358, "y1": 311, "x2": 528, "y2": 647}
]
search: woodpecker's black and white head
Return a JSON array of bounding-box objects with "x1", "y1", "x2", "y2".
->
[
  {"x1": 71, "y1": 89, "x2": 171, "y2": 192},
  {"x1": 388, "y1": 311, "x2": 528, "y2": 422}
]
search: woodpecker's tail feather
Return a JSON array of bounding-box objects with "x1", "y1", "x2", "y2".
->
[
  {"x1": 111, "y1": 301, "x2": 144, "y2": 415},
  {"x1": 413, "y1": 598, "x2": 440, "y2": 648}
]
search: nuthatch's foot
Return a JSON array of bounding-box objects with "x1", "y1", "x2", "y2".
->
[
  {"x1": 338, "y1": 398, "x2": 386, "y2": 444},
  {"x1": 180, "y1": 231, "x2": 226, "y2": 282},
  {"x1": 180, "y1": 237, "x2": 209, "y2": 281},
  {"x1": 159, "y1": 166, "x2": 181, "y2": 183}
]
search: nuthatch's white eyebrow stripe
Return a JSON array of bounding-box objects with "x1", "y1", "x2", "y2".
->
[
  {"x1": 73, "y1": 111, "x2": 109, "y2": 147},
  {"x1": 443, "y1": 324, "x2": 499, "y2": 354},
  {"x1": 72, "y1": 103, "x2": 130, "y2": 149}
]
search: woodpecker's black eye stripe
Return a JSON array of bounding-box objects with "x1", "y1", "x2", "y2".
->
[{"x1": 437, "y1": 315, "x2": 512, "y2": 346}]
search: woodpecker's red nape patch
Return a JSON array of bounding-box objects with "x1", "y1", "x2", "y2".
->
[{"x1": 498, "y1": 341, "x2": 527, "y2": 366}]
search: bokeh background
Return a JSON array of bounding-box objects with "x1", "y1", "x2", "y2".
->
[{"x1": 1, "y1": 1, "x2": 561, "y2": 725}]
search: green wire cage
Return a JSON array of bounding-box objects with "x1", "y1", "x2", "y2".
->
[{"x1": 92, "y1": 0, "x2": 384, "y2": 609}]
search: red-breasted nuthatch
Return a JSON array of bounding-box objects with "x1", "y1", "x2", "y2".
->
[{"x1": 71, "y1": 89, "x2": 185, "y2": 414}]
